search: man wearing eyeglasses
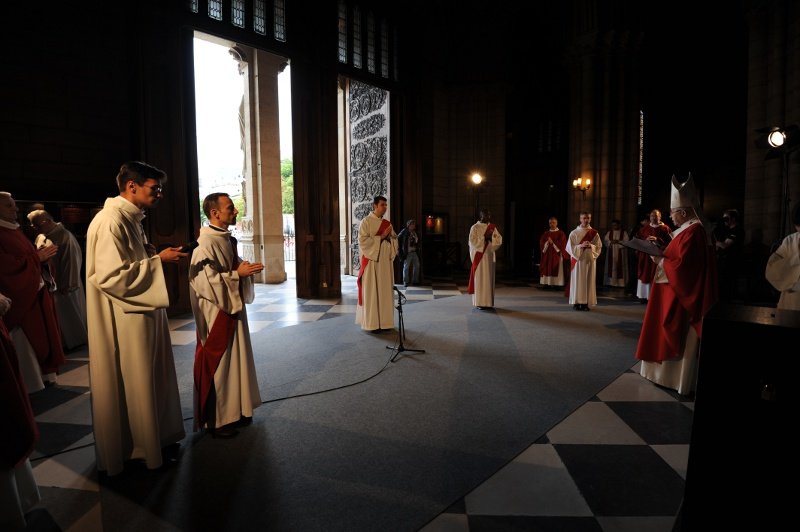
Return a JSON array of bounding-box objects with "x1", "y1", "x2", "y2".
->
[{"x1": 84, "y1": 161, "x2": 188, "y2": 476}]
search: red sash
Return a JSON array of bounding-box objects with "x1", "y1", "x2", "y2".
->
[
  {"x1": 357, "y1": 218, "x2": 392, "y2": 306},
  {"x1": 468, "y1": 224, "x2": 496, "y2": 294},
  {"x1": 565, "y1": 228, "x2": 598, "y2": 298},
  {"x1": 193, "y1": 310, "x2": 237, "y2": 428}
]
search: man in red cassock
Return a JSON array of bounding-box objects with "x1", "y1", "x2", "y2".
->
[
  {"x1": 0, "y1": 192, "x2": 65, "y2": 393},
  {"x1": 539, "y1": 216, "x2": 569, "y2": 288},
  {"x1": 634, "y1": 209, "x2": 672, "y2": 303}
]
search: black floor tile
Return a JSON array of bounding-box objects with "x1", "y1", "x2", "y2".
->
[
  {"x1": 295, "y1": 304, "x2": 334, "y2": 312},
  {"x1": 606, "y1": 402, "x2": 694, "y2": 445},
  {"x1": 33, "y1": 422, "x2": 94, "y2": 457},
  {"x1": 29, "y1": 387, "x2": 85, "y2": 416},
  {"x1": 35, "y1": 486, "x2": 100, "y2": 532},
  {"x1": 554, "y1": 444, "x2": 684, "y2": 516},
  {"x1": 468, "y1": 515, "x2": 603, "y2": 532},
  {"x1": 444, "y1": 497, "x2": 466, "y2": 514}
]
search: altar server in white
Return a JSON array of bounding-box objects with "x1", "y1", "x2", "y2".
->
[
  {"x1": 356, "y1": 195, "x2": 398, "y2": 332},
  {"x1": 190, "y1": 192, "x2": 263, "y2": 439},
  {"x1": 85, "y1": 161, "x2": 187, "y2": 476}
]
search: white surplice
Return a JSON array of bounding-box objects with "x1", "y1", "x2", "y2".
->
[
  {"x1": 566, "y1": 225, "x2": 602, "y2": 306},
  {"x1": 35, "y1": 223, "x2": 87, "y2": 349},
  {"x1": 85, "y1": 196, "x2": 185, "y2": 476},
  {"x1": 765, "y1": 231, "x2": 800, "y2": 311},
  {"x1": 468, "y1": 222, "x2": 503, "y2": 308},
  {"x1": 189, "y1": 226, "x2": 262, "y2": 429},
  {"x1": 355, "y1": 212, "x2": 398, "y2": 330}
]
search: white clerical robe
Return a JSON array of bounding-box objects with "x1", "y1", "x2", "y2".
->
[
  {"x1": 356, "y1": 212, "x2": 398, "y2": 330},
  {"x1": 468, "y1": 222, "x2": 503, "y2": 307},
  {"x1": 35, "y1": 223, "x2": 88, "y2": 350},
  {"x1": 567, "y1": 225, "x2": 602, "y2": 306},
  {"x1": 85, "y1": 196, "x2": 185, "y2": 476},
  {"x1": 603, "y1": 229, "x2": 629, "y2": 287},
  {"x1": 189, "y1": 226, "x2": 262, "y2": 430},
  {"x1": 765, "y1": 231, "x2": 800, "y2": 311}
]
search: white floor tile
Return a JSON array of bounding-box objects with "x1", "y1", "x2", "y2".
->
[
  {"x1": 418, "y1": 513, "x2": 469, "y2": 532},
  {"x1": 650, "y1": 444, "x2": 690, "y2": 479},
  {"x1": 329, "y1": 304, "x2": 357, "y2": 313},
  {"x1": 303, "y1": 298, "x2": 341, "y2": 305},
  {"x1": 169, "y1": 330, "x2": 198, "y2": 346},
  {"x1": 596, "y1": 373, "x2": 678, "y2": 402},
  {"x1": 432, "y1": 290, "x2": 462, "y2": 296},
  {"x1": 465, "y1": 444, "x2": 593, "y2": 516},
  {"x1": 546, "y1": 402, "x2": 646, "y2": 445},
  {"x1": 56, "y1": 364, "x2": 90, "y2": 387},
  {"x1": 32, "y1": 446, "x2": 98, "y2": 492},
  {"x1": 167, "y1": 318, "x2": 194, "y2": 330},
  {"x1": 247, "y1": 320, "x2": 273, "y2": 333},
  {"x1": 256, "y1": 303, "x2": 302, "y2": 312}
]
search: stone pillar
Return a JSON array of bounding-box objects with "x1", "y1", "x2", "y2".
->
[{"x1": 248, "y1": 50, "x2": 287, "y2": 283}]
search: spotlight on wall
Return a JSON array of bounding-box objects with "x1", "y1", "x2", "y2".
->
[{"x1": 755, "y1": 125, "x2": 800, "y2": 159}]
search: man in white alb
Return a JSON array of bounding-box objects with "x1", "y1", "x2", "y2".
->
[
  {"x1": 85, "y1": 161, "x2": 187, "y2": 476},
  {"x1": 566, "y1": 212, "x2": 602, "y2": 310},
  {"x1": 468, "y1": 209, "x2": 503, "y2": 309},
  {"x1": 190, "y1": 192, "x2": 263, "y2": 439},
  {"x1": 356, "y1": 195, "x2": 398, "y2": 332}
]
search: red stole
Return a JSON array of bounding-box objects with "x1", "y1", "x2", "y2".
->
[
  {"x1": 565, "y1": 228, "x2": 598, "y2": 298},
  {"x1": 468, "y1": 223, "x2": 496, "y2": 294},
  {"x1": 193, "y1": 310, "x2": 237, "y2": 428},
  {"x1": 357, "y1": 218, "x2": 392, "y2": 306}
]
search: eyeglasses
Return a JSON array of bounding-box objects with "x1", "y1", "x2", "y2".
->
[{"x1": 142, "y1": 183, "x2": 163, "y2": 194}]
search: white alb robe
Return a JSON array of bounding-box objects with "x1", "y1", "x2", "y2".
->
[
  {"x1": 35, "y1": 223, "x2": 87, "y2": 350},
  {"x1": 603, "y1": 229, "x2": 629, "y2": 287},
  {"x1": 765, "y1": 231, "x2": 800, "y2": 311},
  {"x1": 566, "y1": 225, "x2": 602, "y2": 306},
  {"x1": 0, "y1": 459, "x2": 40, "y2": 531},
  {"x1": 355, "y1": 212, "x2": 398, "y2": 330},
  {"x1": 189, "y1": 227, "x2": 262, "y2": 429},
  {"x1": 468, "y1": 222, "x2": 503, "y2": 307},
  {"x1": 85, "y1": 196, "x2": 185, "y2": 476}
]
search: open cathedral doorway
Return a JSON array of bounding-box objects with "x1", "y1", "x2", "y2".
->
[
  {"x1": 337, "y1": 76, "x2": 391, "y2": 277},
  {"x1": 192, "y1": 31, "x2": 293, "y2": 283}
]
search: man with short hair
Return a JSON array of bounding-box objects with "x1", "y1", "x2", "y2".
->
[
  {"x1": 397, "y1": 219, "x2": 421, "y2": 287},
  {"x1": 468, "y1": 209, "x2": 503, "y2": 310},
  {"x1": 0, "y1": 191, "x2": 64, "y2": 392},
  {"x1": 189, "y1": 193, "x2": 264, "y2": 439},
  {"x1": 28, "y1": 209, "x2": 88, "y2": 350},
  {"x1": 566, "y1": 212, "x2": 602, "y2": 310},
  {"x1": 85, "y1": 161, "x2": 188, "y2": 476},
  {"x1": 356, "y1": 195, "x2": 398, "y2": 332}
]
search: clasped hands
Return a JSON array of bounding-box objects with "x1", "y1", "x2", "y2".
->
[{"x1": 237, "y1": 261, "x2": 264, "y2": 278}]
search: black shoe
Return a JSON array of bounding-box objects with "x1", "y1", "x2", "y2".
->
[
  {"x1": 208, "y1": 426, "x2": 239, "y2": 439},
  {"x1": 161, "y1": 443, "x2": 181, "y2": 464},
  {"x1": 235, "y1": 415, "x2": 253, "y2": 427},
  {"x1": 574, "y1": 304, "x2": 580, "y2": 310}
]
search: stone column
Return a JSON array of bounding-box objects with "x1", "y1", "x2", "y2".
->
[{"x1": 248, "y1": 50, "x2": 288, "y2": 283}]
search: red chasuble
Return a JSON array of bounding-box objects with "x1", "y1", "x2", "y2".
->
[
  {"x1": 0, "y1": 227, "x2": 65, "y2": 374},
  {"x1": 635, "y1": 222, "x2": 718, "y2": 363},
  {"x1": 539, "y1": 229, "x2": 568, "y2": 278},
  {"x1": 636, "y1": 224, "x2": 672, "y2": 283},
  {"x1": 1, "y1": 319, "x2": 39, "y2": 469},
  {"x1": 357, "y1": 218, "x2": 392, "y2": 306},
  {"x1": 193, "y1": 310, "x2": 237, "y2": 427},
  {"x1": 468, "y1": 223, "x2": 496, "y2": 294}
]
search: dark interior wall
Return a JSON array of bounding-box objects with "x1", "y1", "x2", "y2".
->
[
  {"x1": 640, "y1": 2, "x2": 748, "y2": 222},
  {"x1": 0, "y1": 2, "x2": 135, "y2": 204}
]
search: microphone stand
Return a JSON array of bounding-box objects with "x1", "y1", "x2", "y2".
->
[{"x1": 387, "y1": 286, "x2": 426, "y2": 362}]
